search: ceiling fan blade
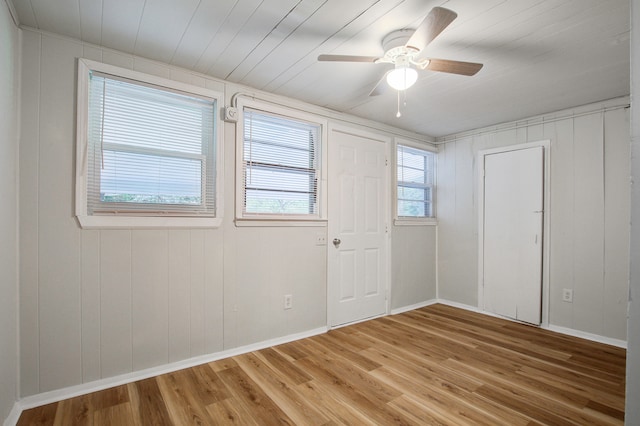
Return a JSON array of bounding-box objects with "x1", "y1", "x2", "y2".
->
[
  {"x1": 425, "y1": 59, "x2": 483, "y2": 76},
  {"x1": 318, "y1": 54, "x2": 379, "y2": 63},
  {"x1": 369, "y1": 71, "x2": 391, "y2": 96},
  {"x1": 406, "y1": 7, "x2": 457, "y2": 52}
]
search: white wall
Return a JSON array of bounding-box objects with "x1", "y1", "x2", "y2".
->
[
  {"x1": 18, "y1": 29, "x2": 436, "y2": 397},
  {"x1": 0, "y1": 0, "x2": 20, "y2": 421},
  {"x1": 437, "y1": 98, "x2": 630, "y2": 341},
  {"x1": 626, "y1": 0, "x2": 640, "y2": 422},
  {"x1": 391, "y1": 225, "x2": 437, "y2": 310}
]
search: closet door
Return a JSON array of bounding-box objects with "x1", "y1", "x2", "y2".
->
[{"x1": 483, "y1": 146, "x2": 544, "y2": 325}]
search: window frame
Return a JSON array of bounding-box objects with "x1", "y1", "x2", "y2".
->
[
  {"x1": 394, "y1": 138, "x2": 437, "y2": 226},
  {"x1": 75, "y1": 58, "x2": 224, "y2": 229},
  {"x1": 235, "y1": 99, "x2": 328, "y2": 226}
]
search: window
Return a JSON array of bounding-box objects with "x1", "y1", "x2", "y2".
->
[
  {"x1": 396, "y1": 143, "x2": 435, "y2": 219},
  {"x1": 238, "y1": 106, "x2": 323, "y2": 221},
  {"x1": 75, "y1": 59, "x2": 222, "y2": 228}
]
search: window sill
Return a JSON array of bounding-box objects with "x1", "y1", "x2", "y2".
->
[
  {"x1": 394, "y1": 218, "x2": 438, "y2": 226},
  {"x1": 235, "y1": 218, "x2": 327, "y2": 227},
  {"x1": 77, "y1": 215, "x2": 222, "y2": 229}
]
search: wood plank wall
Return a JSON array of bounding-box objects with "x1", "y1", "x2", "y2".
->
[{"x1": 436, "y1": 100, "x2": 630, "y2": 341}]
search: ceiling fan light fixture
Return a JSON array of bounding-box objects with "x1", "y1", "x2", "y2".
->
[{"x1": 387, "y1": 66, "x2": 418, "y2": 90}]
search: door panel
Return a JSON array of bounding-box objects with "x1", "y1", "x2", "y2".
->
[
  {"x1": 483, "y1": 146, "x2": 544, "y2": 325},
  {"x1": 339, "y1": 250, "x2": 356, "y2": 301},
  {"x1": 328, "y1": 128, "x2": 388, "y2": 327}
]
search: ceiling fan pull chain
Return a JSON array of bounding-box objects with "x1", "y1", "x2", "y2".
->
[{"x1": 396, "y1": 90, "x2": 402, "y2": 117}]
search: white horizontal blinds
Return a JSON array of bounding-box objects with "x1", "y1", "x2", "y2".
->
[
  {"x1": 243, "y1": 108, "x2": 320, "y2": 216},
  {"x1": 87, "y1": 71, "x2": 216, "y2": 216},
  {"x1": 397, "y1": 144, "x2": 434, "y2": 217}
]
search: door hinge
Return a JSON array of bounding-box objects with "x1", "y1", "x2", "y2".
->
[{"x1": 385, "y1": 156, "x2": 388, "y2": 166}]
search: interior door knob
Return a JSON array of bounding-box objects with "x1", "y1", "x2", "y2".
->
[{"x1": 333, "y1": 238, "x2": 341, "y2": 247}]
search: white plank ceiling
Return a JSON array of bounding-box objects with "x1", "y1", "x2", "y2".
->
[{"x1": 9, "y1": 0, "x2": 630, "y2": 137}]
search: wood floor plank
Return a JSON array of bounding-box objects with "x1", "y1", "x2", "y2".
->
[
  {"x1": 128, "y1": 378, "x2": 173, "y2": 425},
  {"x1": 189, "y1": 363, "x2": 233, "y2": 405},
  {"x1": 93, "y1": 401, "x2": 135, "y2": 425},
  {"x1": 51, "y1": 394, "x2": 91, "y2": 426},
  {"x1": 18, "y1": 304, "x2": 626, "y2": 426},
  {"x1": 255, "y1": 347, "x2": 312, "y2": 385},
  {"x1": 300, "y1": 333, "x2": 382, "y2": 372},
  {"x1": 234, "y1": 352, "x2": 331, "y2": 425},
  {"x1": 271, "y1": 339, "x2": 313, "y2": 361},
  {"x1": 206, "y1": 398, "x2": 260, "y2": 425},
  {"x1": 294, "y1": 380, "x2": 377, "y2": 425},
  {"x1": 156, "y1": 369, "x2": 215, "y2": 425},
  {"x1": 295, "y1": 356, "x2": 415, "y2": 425},
  {"x1": 18, "y1": 403, "x2": 58, "y2": 426},
  {"x1": 216, "y1": 366, "x2": 295, "y2": 425}
]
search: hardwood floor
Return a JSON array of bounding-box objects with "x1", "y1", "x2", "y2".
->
[{"x1": 18, "y1": 304, "x2": 626, "y2": 425}]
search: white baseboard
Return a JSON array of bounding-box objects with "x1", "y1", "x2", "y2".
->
[
  {"x1": 435, "y1": 298, "x2": 628, "y2": 348},
  {"x1": 3, "y1": 402, "x2": 22, "y2": 426},
  {"x1": 13, "y1": 326, "x2": 328, "y2": 417},
  {"x1": 545, "y1": 324, "x2": 627, "y2": 348},
  {"x1": 390, "y1": 299, "x2": 438, "y2": 315},
  {"x1": 435, "y1": 299, "x2": 483, "y2": 313}
]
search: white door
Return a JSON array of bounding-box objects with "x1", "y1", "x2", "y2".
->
[
  {"x1": 328, "y1": 128, "x2": 388, "y2": 327},
  {"x1": 483, "y1": 146, "x2": 544, "y2": 325}
]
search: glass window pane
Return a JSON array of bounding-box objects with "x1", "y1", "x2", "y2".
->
[
  {"x1": 398, "y1": 186, "x2": 427, "y2": 201},
  {"x1": 87, "y1": 70, "x2": 216, "y2": 216},
  {"x1": 243, "y1": 108, "x2": 320, "y2": 216},
  {"x1": 398, "y1": 200, "x2": 430, "y2": 217},
  {"x1": 397, "y1": 144, "x2": 435, "y2": 218},
  {"x1": 398, "y1": 166, "x2": 426, "y2": 184},
  {"x1": 101, "y1": 150, "x2": 202, "y2": 205},
  {"x1": 245, "y1": 167, "x2": 315, "y2": 193},
  {"x1": 245, "y1": 189, "x2": 313, "y2": 214}
]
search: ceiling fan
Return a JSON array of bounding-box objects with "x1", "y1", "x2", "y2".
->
[{"x1": 318, "y1": 6, "x2": 483, "y2": 111}]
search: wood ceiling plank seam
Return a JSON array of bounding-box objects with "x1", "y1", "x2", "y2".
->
[
  {"x1": 177, "y1": 0, "x2": 239, "y2": 71},
  {"x1": 206, "y1": 0, "x2": 303, "y2": 81},
  {"x1": 166, "y1": 0, "x2": 203, "y2": 66},
  {"x1": 193, "y1": 0, "x2": 263, "y2": 76},
  {"x1": 495, "y1": 1, "x2": 616, "y2": 49},
  {"x1": 442, "y1": 0, "x2": 563, "y2": 52},
  {"x1": 438, "y1": 0, "x2": 509, "y2": 35},
  {"x1": 229, "y1": 0, "x2": 327, "y2": 84},
  {"x1": 99, "y1": 0, "x2": 146, "y2": 54},
  {"x1": 203, "y1": 0, "x2": 276, "y2": 77},
  {"x1": 133, "y1": 0, "x2": 201, "y2": 64},
  {"x1": 78, "y1": 0, "x2": 104, "y2": 46},
  {"x1": 434, "y1": 0, "x2": 579, "y2": 63},
  {"x1": 29, "y1": 0, "x2": 81, "y2": 39},
  {"x1": 261, "y1": 0, "x2": 407, "y2": 93},
  {"x1": 130, "y1": 0, "x2": 147, "y2": 57},
  {"x1": 8, "y1": 0, "x2": 38, "y2": 28}
]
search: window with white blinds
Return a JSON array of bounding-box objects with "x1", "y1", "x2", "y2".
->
[
  {"x1": 397, "y1": 144, "x2": 435, "y2": 218},
  {"x1": 84, "y1": 70, "x2": 217, "y2": 217},
  {"x1": 241, "y1": 108, "x2": 321, "y2": 217}
]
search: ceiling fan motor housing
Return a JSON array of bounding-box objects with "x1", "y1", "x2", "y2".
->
[{"x1": 380, "y1": 29, "x2": 420, "y2": 62}]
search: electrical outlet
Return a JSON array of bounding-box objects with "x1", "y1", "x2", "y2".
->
[
  {"x1": 562, "y1": 288, "x2": 573, "y2": 303},
  {"x1": 315, "y1": 233, "x2": 327, "y2": 246},
  {"x1": 284, "y1": 294, "x2": 293, "y2": 310}
]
